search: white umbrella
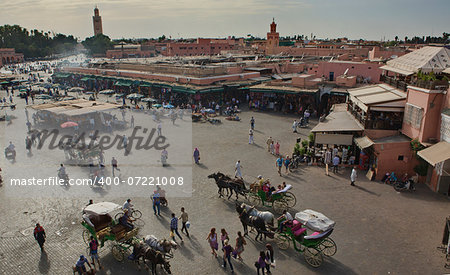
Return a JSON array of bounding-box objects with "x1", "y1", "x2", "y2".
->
[
  {"x1": 126, "y1": 93, "x2": 144, "y2": 99},
  {"x1": 141, "y1": 97, "x2": 158, "y2": 103},
  {"x1": 69, "y1": 87, "x2": 84, "y2": 92}
]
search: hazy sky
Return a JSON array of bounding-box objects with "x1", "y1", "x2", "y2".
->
[{"x1": 1, "y1": 0, "x2": 449, "y2": 41}]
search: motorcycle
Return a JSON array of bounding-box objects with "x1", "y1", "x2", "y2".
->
[
  {"x1": 382, "y1": 172, "x2": 398, "y2": 185},
  {"x1": 394, "y1": 179, "x2": 415, "y2": 192},
  {"x1": 4, "y1": 147, "x2": 16, "y2": 161},
  {"x1": 58, "y1": 170, "x2": 69, "y2": 185},
  {"x1": 393, "y1": 174, "x2": 417, "y2": 192}
]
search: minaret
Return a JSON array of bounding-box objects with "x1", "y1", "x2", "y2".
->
[
  {"x1": 266, "y1": 18, "x2": 279, "y2": 55},
  {"x1": 93, "y1": 6, "x2": 103, "y2": 36}
]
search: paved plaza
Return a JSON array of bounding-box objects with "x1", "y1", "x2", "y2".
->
[{"x1": 0, "y1": 89, "x2": 449, "y2": 275}]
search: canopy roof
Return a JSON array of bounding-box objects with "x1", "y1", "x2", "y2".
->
[
  {"x1": 348, "y1": 84, "x2": 406, "y2": 112},
  {"x1": 382, "y1": 46, "x2": 450, "y2": 75},
  {"x1": 83, "y1": 202, "x2": 121, "y2": 215},
  {"x1": 31, "y1": 99, "x2": 120, "y2": 116},
  {"x1": 311, "y1": 110, "x2": 364, "y2": 133},
  {"x1": 418, "y1": 141, "x2": 450, "y2": 166}
]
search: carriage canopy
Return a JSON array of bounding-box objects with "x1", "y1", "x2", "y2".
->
[
  {"x1": 83, "y1": 202, "x2": 121, "y2": 216},
  {"x1": 295, "y1": 209, "x2": 335, "y2": 232}
]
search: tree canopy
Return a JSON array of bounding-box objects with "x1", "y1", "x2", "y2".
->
[
  {"x1": 82, "y1": 34, "x2": 113, "y2": 55},
  {"x1": 0, "y1": 24, "x2": 78, "y2": 58}
]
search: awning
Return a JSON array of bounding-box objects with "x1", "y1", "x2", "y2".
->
[
  {"x1": 418, "y1": 141, "x2": 450, "y2": 166},
  {"x1": 315, "y1": 133, "x2": 354, "y2": 146},
  {"x1": 380, "y1": 65, "x2": 414, "y2": 76},
  {"x1": 311, "y1": 111, "x2": 364, "y2": 133},
  {"x1": 354, "y1": 136, "x2": 374, "y2": 149}
]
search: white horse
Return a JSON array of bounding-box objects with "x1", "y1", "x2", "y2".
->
[
  {"x1": 241, "y1": 203, "x2": 274, "y2": 226},
  {"x1": 143, "y1": 235, "x2": 178, "y2": 257}
]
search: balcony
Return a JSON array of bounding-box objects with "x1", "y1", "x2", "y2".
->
[
  {"x1": 380, "y1": 75, "x2": 407, "y2": 91},
  {"x1": 381, "y1": 75, "x2": 449, "y2": 91}
]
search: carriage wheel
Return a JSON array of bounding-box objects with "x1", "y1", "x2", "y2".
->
[
  {"x1": 272, "y1": 200, "x2": 288, "y2": 214},
  {"x1": 131, "y1": 210, "x2": 142, "y2": 219},
  {"x1": 304, "y1": 247, "x2": 323, "y2": 268},
  {"x1": 114, "y1": 212, "x2": 123, "y2": 221},
  {"x1": 284, "y1": 192, "x2": 297, "y2": 208},
  {"x1": 318, "y1": 238, "x2": 337, "y2": 257},
  {"x1": 82, "y1": 229, "x2": 91, "y2": 245},
  {"x1": 248, "y1": 193, "x2": 261, "y2": 207},
  {"x1": 112, "y1": 244, "x2": 125, "y2": 262},
  {"x1": 275, "y1": 234, "x2": 290, "y2": 250}
]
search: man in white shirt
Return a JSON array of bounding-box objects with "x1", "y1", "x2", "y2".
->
[
  {"x1": 235, "y1": 160, "x2": 243, "y2": 179},
  {"x1": 248, "y1": 129, "x2": 254, "y2": 144},
  {"x1": 123, "y1": 199, "x2": 133, "y2": 212}
]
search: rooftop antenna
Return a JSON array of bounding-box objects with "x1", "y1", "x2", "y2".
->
[{"x1": 344, "y1": 68, "x2": 349, "y2": 76}]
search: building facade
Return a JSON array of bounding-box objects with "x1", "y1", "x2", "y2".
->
[
  {"x1": 0, "y1": 48, "x2": 24, "y2": 66},
  {"x1": 93, "y1": 6, "x2": 103, "y2": 36}
]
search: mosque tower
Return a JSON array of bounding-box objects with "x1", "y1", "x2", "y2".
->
[
  {"x1": 266, "y1": 18, "x2": 279, "y2": 55},
  {"x1": 93, "y1": 6, "x2": 103, "y2": 36}
]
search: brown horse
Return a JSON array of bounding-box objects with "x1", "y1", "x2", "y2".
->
[{"x1": 132, "y1": 242, "x2": 171, "y2": 274}]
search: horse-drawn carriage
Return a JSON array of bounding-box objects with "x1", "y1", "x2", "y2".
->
[
  {"x1": 275, "y1": 209, "x2": 337, "y2": 267},
  {"x1": 247, "y1": 183, "x2": 297, "y2": 214},
  {"x1": 64, "y1": 142, "x2": 102, "y2": 166},
  {"x1": 81, "y1": 202, "x2": 140, "y2": 261}
]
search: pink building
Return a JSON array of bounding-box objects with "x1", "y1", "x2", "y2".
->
[
  {"x1": 0, "y1": 48, "x2": 24, "y2": 66},
  {"x1": 309, "y1": 60, "x2": 382, "y2": 83},
  {"x1": 166, "y1": 38, "x2": 239, "y2": 56},
  {"x1": 368, "y1": 46, "x2": 409, "y2": 61}
]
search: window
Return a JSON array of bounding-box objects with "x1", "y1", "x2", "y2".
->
[
  {"x1": 368, "y1": 67, "x2": 371, "y2": 69},
  {"x1": 404, "y1": 103, "x2": 423, "y2": 129},
  {"x1": 398, "y1": 155, "x2": 404, "y2": 161}
]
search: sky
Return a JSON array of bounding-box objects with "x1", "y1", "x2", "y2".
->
[{"x1": 0, "y1": 0, "x2": 449, "y2": 41}]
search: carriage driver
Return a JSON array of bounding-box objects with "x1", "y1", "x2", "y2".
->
[
  {"x1": 119, "y1": 209, "x2": 134, "y2": 231},
  {"x1": 277, "y1": 210, "x2": 294, "y2": 233}
]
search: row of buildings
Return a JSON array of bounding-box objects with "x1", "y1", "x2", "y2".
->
[{"x1": 312, "y1": 46, "x2": 450, "y2": 195}]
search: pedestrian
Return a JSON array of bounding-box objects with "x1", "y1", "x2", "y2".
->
[
  {"x1": 89, "y1": 236, "x2": 102, "y2": 270},
  {"x1": 276, "y1": 156, "x2": 283, "y2": 176},
  {"x1": 256, "y1": 250, "x2": 267, "y2": 275},
  {"x1": 292, "y1": 120, "x2": 298, "y2": 133},
  {"x1": 220, "y1": 228, "x2": 229, "y2": 248},
  {"x1": 250, "y1": 116, "x2": 255, "y2": 130},
  {"x1": 275, "y1": 141, "x2": 280, "y2": 156},
  {"x1": 351, "y1": 166, "x2": 357, "y2": 186},
  {"x1": 75, "y1": 255, "x2": 92, "y2": 275},
  {"x1": 170, "y1": 213, "x2": 183, "y2": 242},
  {"x1": 284, "y1": 155, "x2": 290, "y2": 174},
  {"x1": 248, "y1": 129, "x2": 254, "y2": 144},
  {"x1": 332, "y1": 155, "x2": 340, "y2": 174},
  {"x1": 122, "y1": 135, "x2": 128, "y2": 149},
  {"x1": 130, "y1": 115, "x2": 134, "y2": 128},
  {"x1": 324, "y1": 148, "x2": 332, "y2": 176},
  {"x1": 193, "y1": 148, "x2": 200, "y2": 164},
  {"x1": 33, "y1": 223, "x2": 46, "y2": 251},
  {"x1": 235, "y1": 160, "x2": 243, "y2": 179},
  {"x1": 26, "y1": 136, "x2": 32, "y2": 154},
  {"x1": 265, "y1": 244, "x2": 275, "y2": 273},
  {"x1": 152, "y1": 191, "x2": 161, "y2": 216},
  {"x1": 270, "y1": 141, "x2": 275, "y2": 155},
  {"x1": 234, "y1": 231, "x2": 246, "y2": 260},
  {"x1": 222, "y1": 239, "x2": 234, "y2": 273},
  {"x1": 179, "y1": 207, "x2": 189, "y2": 237},
  {"x1": 207, "y1": 227, "x2": 219, "y2": 257},
  {"x1": 266, "y1": 137, "x2": 272, "y2": 152},
  {"x1": 157, "y1": 122, "x2": 162, "y2": 136},
  {"x1": 111, "y1": 157, "x2": 120, "y2": 177}
]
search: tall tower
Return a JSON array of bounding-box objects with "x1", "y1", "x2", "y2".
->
[
  {"x1": 93, "y1": 6, "x2": 103, "y2": 36},
  {"x1": 266, "y1": 18, "x2": 279, "y2": 55}
]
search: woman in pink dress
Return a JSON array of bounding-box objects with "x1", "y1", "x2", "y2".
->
[{"x1": 275, "y1": 142, "x2": 280, "y2": 156}]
